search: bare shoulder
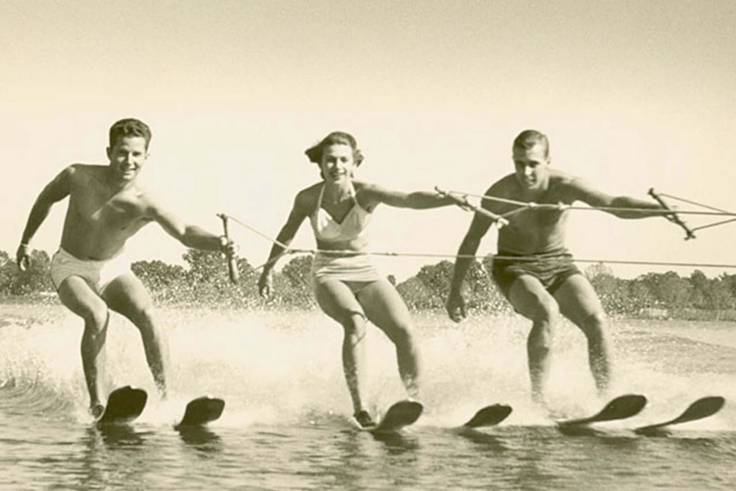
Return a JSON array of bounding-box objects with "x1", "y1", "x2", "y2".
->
[
  {"x1": 549, "y1": 168, "x2": 577, "y2": 185},
  {"x1": 119, "y1": 181, "x2": 169, "y2": 221},
  {"x1": 54, "y1": 165, "x2": 110, "y2": 195},
  {"x1": 487, "y1": 173, "x2": 517, "y2": 197},
  {"x1": 549, "y1": 169, "x2": 601, "y2": 202},
  {"x1": 294, "y1": 182, "x2": 323, "y2": 210},
  {"x1": 65, "y1": 163, "x2": 104, "y2": 182},
  {"x1": 549, "y1": 169, "x2": 583, "y2": 192},
  {"x1": 352, "y1": 180, "x2": 383, "y2": 209},
  {"x1": 352, "y1": 180, "x2": 378, "y2": 194}
]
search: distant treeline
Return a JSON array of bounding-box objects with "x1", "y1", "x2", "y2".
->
[{"x1": 1, "y1": 249, "x2": 735, "y2": 321}]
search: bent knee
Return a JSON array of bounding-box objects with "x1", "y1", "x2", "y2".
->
[
  {"x1": 125, "y1": 302, "x2": 155, "y2": 325},
  {"x1": 529, "y1": 298, "x2": 559, "y2": 323},
  {"x1": 342, "y1": 313, "x2": 367, "y2": 337},
  {"x1": 585, "y1": 311, "x2": 607, "y2": 328},
  {"x1": 121, "y1": 304, "x2": 154, "y2": 332},
  {"x1": 386, "y1": 322, "x2": 415, "y2": 347},
  {"x1": 580, "y1": 311, "x2": 608, "y2": 341},
  {"x1": 80, "y1": 307, "x2": 109, "y2": 332},
  {"x1": 528, "y1": 323, "x2": 553, "y2": 349}
]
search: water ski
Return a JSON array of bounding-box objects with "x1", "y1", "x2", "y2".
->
[
  {"x1": 557, "y1": 394, "x2": 647, "y2": 427},
  {"x1": 175, "y1": 396, "x2": 225, "y2": 429},
  {"x1": 634, "y1": 396, "x2": 725, "y2": 436},
  {"x1": 462, "y1": 404, "x2": 513, "y2": 429},
  {"x1": 365, "y1": 400, "x2": 423, "y2": 434},
  {"x1": 96, "y1": 386, "x2": 147, "y2": 425}
]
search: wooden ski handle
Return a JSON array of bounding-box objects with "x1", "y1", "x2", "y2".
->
[
  {"x1": 648, "y1": 188, "x2": 696, "y2": 240},
  {"x1": 217, "y1": 213, "x2": 239, "y2": 284}
]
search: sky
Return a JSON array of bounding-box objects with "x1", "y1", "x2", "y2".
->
[{"x1": 2, "y1": 0, "x2": 735, "y2": 280}]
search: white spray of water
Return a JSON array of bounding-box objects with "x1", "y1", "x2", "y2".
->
[{"x1": 1, "y1": 305, "x2": 734, "y2": 431}]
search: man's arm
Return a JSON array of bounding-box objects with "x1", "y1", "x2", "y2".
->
[
  {"x1": 17, "y1": 165, "x2": 74, "y2": 270},
  {"x1": 148, "y1": 200, "x2": 226, "y2": 252},
  {"x1": 567, "y1": 178, "x2": 664, "y2": 219},
  {"x1": 449, "y1": 212, "x2": 494, "y2": 295},
  {"x1": 446, "y1": 187, "x2": 498, "y2": 321}
]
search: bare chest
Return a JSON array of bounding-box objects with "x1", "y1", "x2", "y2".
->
[
  {"x1": 508, "y1": 207, "x2": 566, "y2": 230},
  {"x1": 68, "y1": 185, "x2": 146, "y2": 232}
]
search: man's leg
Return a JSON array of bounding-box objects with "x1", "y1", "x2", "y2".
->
[
  {"x1": 553, "y1": 274, "x2": 612, "y2": 395},
  {"x1": 506, "y1": 275, "x2": 560, "y2": 405},
  {"x1": 57, "y1": 277, "x2": 110, "y2": 414},
  {"x1": 102, "y1": 274, "x2": 170, "y2": 398}
]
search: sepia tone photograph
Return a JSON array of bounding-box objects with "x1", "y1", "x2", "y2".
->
[{"x1": 1, "y1": 0, "x2": 735, "y2": 489}]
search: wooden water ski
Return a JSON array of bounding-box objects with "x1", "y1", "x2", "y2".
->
[
  {"x1": 175, "y1": 396, "x2": 225, "y2": 429},
  {"x1": 462, "y1": 404, "x2": 513, "y2": 429},
  {"x1": 96, "y1": 386, "x2": 147, "y2": 426},
  {"x1": 634, "y1": 396, "x2": 725, "y2": 435},
  {"x1": 557, "y1": 394, "x2": 647, "y2": 427},
  {"x1": 366, "y1": 400, "x2": 423, "y2": 434}
]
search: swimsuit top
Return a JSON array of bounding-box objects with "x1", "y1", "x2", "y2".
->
[{"x1": 309, "y1": 183, "x2": 372, "y2": 243}]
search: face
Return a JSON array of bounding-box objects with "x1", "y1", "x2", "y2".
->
[
  {"x1": 319, "y1": 143, "x2": 356, "y2": 183},
  {"x1": 513, "y1": 143, "x2": 550, "y2": 191},
  {"x1": 107, "y1": 136, "x2": 149, "y2": 183}
]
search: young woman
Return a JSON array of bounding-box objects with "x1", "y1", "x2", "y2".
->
[{"x1": 258, "y1": 131, "x2": 453, "y2": 427}]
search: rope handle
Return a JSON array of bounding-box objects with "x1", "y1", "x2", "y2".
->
[
  {"x1": 434, "y1": 186, "x2": 509, "y2": 228},
  {"x1": 648, "y1": 188, "x2": 696, "y2": 240},
  {"x1": 217, "y1": 213, "x2": 240, "y2": 284}
]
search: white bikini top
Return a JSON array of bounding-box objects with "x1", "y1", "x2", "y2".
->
[{"x1": 309, "y1": 184, "x2": 372, "y2": 242}]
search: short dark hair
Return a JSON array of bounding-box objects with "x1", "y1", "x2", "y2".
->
[
  {"x1": 109, "y1": 118, "x2": 152, "y2": 148},
  {"x1": 305, "y1": 131, "x2": 364, "y2": 167},
  {"x1": 512, "y1": 129, "x2": 549, "y2": 157}
]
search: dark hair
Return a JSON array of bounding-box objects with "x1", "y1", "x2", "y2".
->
[
  {"x1": 304, "y1": 131, "x2": 364, "y2": 167},
  {"x1": 109, "y1": 118, "x2": 152, "y2": 149},
  {"x1": 512, "y1": 129, "x2": 549, "y2": 158}
]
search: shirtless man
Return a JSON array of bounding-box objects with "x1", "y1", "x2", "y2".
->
[
  {"x1": 446, "y1": 129, "x2": 665, "y2": 406},
  {"x1": 16, "y1": 118, "x2": 234, "y2": 416}
]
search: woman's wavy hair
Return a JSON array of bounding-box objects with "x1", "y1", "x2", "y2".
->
[{"x1": 305, "y1": 131, "x2": 364, "y2": 172}]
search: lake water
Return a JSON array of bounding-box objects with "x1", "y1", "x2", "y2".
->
[{"x1": 1, "y1": 304, "x2": 735, "y2": 490}]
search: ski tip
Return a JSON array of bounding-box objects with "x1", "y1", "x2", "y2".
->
[
  {"x1": 463, "y1": 404, "x2": 513, "y2": 428},
  {"x1": 176, "y1": 396, "x2": 226, "y2": 429},
  {"x1": 557, "y1": 393, "x2": 647, "y2": 427},
  {"x1": 369, "y1": 400, "x2": 423, "y2": 434},
  {"x1": 634, "y1": 395, "x2": 726, "y2": 436},
  {"x1": 95, "y1": 386, "x2": 148, "y2": 426},
  {"x1": 696, "y1": 396, "x2": 726, "y2": 413}
]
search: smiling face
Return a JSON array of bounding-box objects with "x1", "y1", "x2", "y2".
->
[
  {"x1": 319, "y1": 143, "x2": 356, "y2": 183},
  {"x1": 106, "y1": 135, "x2": 149, "y2": 183},
  {"x1": 513, "y1": 142, "x2": 550, "y2": 191}
]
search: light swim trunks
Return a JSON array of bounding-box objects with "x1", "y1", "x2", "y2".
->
[{"x1": 50, "y1": 248, "x2": 132, "y2": 292}]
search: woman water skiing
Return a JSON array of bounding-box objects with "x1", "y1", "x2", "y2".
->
[{"x1": 258, "y1": 131, "x2": 453, "y2": 427}]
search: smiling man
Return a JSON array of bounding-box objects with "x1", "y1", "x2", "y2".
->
[
  {"x1": 16, "y1": 118, "x2": 234, "y2": 417},
  {"x1": 446, "y1": 129, "x2": 665, "y2": 408}
]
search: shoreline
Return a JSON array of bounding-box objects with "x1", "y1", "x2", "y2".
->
[{"x1": 2, "y1": 296, "x2": 735, "y2": 323}]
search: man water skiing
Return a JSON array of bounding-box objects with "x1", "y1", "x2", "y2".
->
[
  {"x1": 447, "y1": 129, "x2": 666, "y2": 407},
  {"x1": 16, "y1": 118, "x2": 235, "y2": 416}
]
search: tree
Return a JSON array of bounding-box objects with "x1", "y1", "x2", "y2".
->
[
  {"x1": 7, "y1": 250, "x2": 54, "y2": 296},
  {"x1": 414, "y1": 260, "x2": 454, "y2": 309},
  {"x1": 585, "y1": 262, "x2": 614, "y2": 281},
  {"x1": 132, "y1": 260, "x2": 187, "y2": 303},
  {"x1": 274, "y1": 255, "x2": 315, "y2": 308}
]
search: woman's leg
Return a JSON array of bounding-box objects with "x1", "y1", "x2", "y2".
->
[
  {"x1": 357, "y1": 278, "x2": 421, "y2": 399},
  {"x1": 314, "y1": 279, "x2": 369, "y2": 415}
]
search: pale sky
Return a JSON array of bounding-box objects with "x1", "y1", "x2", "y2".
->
[{"x1": 2, "y1": 0, "x2": 735, "y2": 280}]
